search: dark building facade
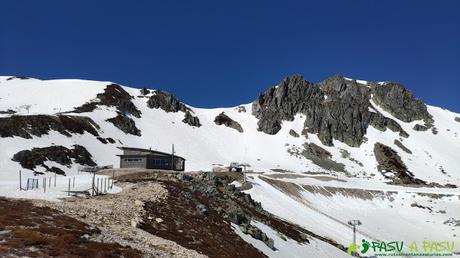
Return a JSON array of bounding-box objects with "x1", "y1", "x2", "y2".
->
[{"x1": 117, "y1": 147, "x2": 185, "y2": 171}]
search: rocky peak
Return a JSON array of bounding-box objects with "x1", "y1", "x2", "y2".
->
[
  {"x1": 147, "y1": 90, "x2": 190, "y2": 113},
  {"x1": 252, "y1": 75, "x2": 429, "y2": 147},
  {"x1": 371, "y1": 83, "x2": 433, "y2": 125}
]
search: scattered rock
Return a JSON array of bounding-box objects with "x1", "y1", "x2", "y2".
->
[
  {"x1": 214, "y1": 112, "x2": 243, "y2": 133},
  {"x1": 106, "y1": 113, "x2": 141, "y2": 136},
  {"x1": 73, "y1": 84, "x2": 142, "y2": 118},
  {"x1": 300, "y1": 143, "x2": 345, "y2": 172},
  {"x1": 12, "y1": 145, "x2": 96, "y2": 174},
  {"x1": 182, "y1": 111, "x2": 201, "y2": 127},
  {"x1": 413, "y1": 124, "x2": 428, "y2": 131},
  {"x1": 289, "y1": 129, "x2": 299, "y2": 137},
  {"x1": 394, "y1": 139, "x2": 412, "y2": 154},
  {"x1": 0, "y1": 115, "x2": 100, "y2": 139},
  {"x1": 147, "y1": 90, "x2": 190, "y2": 113},
  {"x1": 374, "y1": 143, "x2": 425, "y2": 185},
  {"x1": 196, "y1": 204, "x2": 208, "y2": 215}
]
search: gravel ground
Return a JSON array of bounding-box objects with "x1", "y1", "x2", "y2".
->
[{"x1": 34, "y1": 181, "x2": 207, "y2": 258}]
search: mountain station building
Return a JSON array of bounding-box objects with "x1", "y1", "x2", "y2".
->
[{"x1": 117, "y1": 147, "x2": 185, "y2": 171}]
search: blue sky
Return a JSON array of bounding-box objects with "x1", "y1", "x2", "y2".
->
[{"x1": 1, "y1": 0, "x2": 459, "y2": 112}]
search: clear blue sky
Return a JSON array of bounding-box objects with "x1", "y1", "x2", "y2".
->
[{"x1": 1, "y1": 0, "x2": 459, "y2": 112}]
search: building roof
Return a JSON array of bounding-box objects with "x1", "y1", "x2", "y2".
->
[{"x1": 117, "y1": 147, "x2": 185, "y2": 160}]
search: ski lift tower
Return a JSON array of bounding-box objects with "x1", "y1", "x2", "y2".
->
[{"x1": 348, "y1": 219, "x2": 362, "y2": 246}]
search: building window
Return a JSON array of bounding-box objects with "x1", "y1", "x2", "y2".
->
[{"x1": 125, "y1": 158, "x2": 142, "y2": 162}]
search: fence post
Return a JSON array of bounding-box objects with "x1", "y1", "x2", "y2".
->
[
  {"x1": 19, "y1": 170, "x2": 22, "y2": 191},
  {"x1": 73, "y1": 177, "x2": 75, "y2": 188},
  {"x1": 54, "y1": 173, "x2": 57, "y2": 187},
  {"x1": 68, "y1": 178, "x2": 71, "y2": 196},
  {"x1": 43, "y1": 178, "x2": 46, "y2": 193},
  {"x1": 96, "y1": 178, "x2": 99, "y2": 195},
  {"x1": 48, "y1": 177, "x2": 51, "y2": 188}
]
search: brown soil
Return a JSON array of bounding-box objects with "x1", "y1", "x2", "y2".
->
[
  {"x1": 140, "y1": 181, "x2": 266, "y2": 258},
  {"x1": 0, "y1": 197, "x2": 141, "y2": 257},
  {"x1": 265, "y1": 173, "x2": 308, "y2": 179}
]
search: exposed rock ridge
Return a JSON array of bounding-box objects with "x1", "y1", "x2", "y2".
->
[
  {"x1": 373, "y1": 142, "x2": 425, "y2": 185},
  {"x1": 214, "y1": 112, "x2": 243, "y2": 132},
  {"x1": 147, "y1": 90, "x2": 202, "y2": 127},
  {"x1": 74, "y1": 84, "x2": 142, "y2": 118},
  {"x1": 0, "y1": 115, "x2": 100, "y2": 139},
  {"x1": 12, "y1": 145, "x2": 96, "y2": 175},
  {"x1": 252, "y1": 75, "x2": 429, "y2": 147}
]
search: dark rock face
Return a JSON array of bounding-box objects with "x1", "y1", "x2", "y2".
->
[
  {"x1": 413, "y1": 124, "x2": 428, "y2": 131},
  {"x1": 74, "y1": 84, "x2": 141, "y2": 118},
  {"x1": 6, "y1": 76, "x2": 30, "y2": 80},
  {"x1": 147, "y1": 90, "x2": 190, "y2": 113},
  {"x1": 106, "y1": 113, "x2": 141, "y2": 136},
  {"x1": 289, "y1": 129, "x2": 299, "y2": 137},
  {"x1": 371, "y1": 83, "x2": 433, "y2": 125},
  {"x1": 301, "y1": 143, "x2": 345, "y2": 172},
  {"x1": 374, "y1": 143, "x2": 425, "y2": 185},
  {"x1": 394, "y1": 140, "x2": 412, "y2": 154},
  {"x1": 0, "y1": 109, "x2": 16, "y2": 115},
  {"x1": 147, "y1": 90, "x2": 203, "y2": 127},
  {"x1": 454, "y1": 117, "x2": 460, "y2": 123},
  {"x1": 140, "y1": 88, "x2": 150, "y2": 96},
  {"x1": 0, "y1": 115, "x2": 100, "y2": 139},
  {"x1": 12, "y1": 145, "x2": 96, "y2": 175},
  {"x1": 252, "y1": 75, "x2": 422, "y2": 147},
  {"x1": 182, "y1": 111, "x2": 201, "y2": 127},
  {"x1": 214, "y1": 112, "x2": 243, "y2": 133}
]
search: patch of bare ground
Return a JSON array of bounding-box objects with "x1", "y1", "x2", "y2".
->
[
  {"x1": 36, "y1": 181, "x2": 207, "y2": 258},
  {"x1": 116, "y1": 171, "x2": 348, "y2": 256},
  {"x1": 259, "y1": 176, "x2": 305, "y2": 201},
  {"x1": 140, "y1": 180, "x2": 266, "y2": 258},
  {"x1": 0, "y1": 197, "x2": 141, "y2": 257},
  {"x1": 306, "y1": 175, "x2": 347, "y2": 182},
  {"x1": 265, "y1": 173, "x2": 308, "y2": 179},
  {"x1": 239, "y1": 178, "x2": 347, "y2": 253}
]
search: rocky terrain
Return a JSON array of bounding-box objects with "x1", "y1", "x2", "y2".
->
[
  {"x1": 0, "y1": 74, "x2": 459, "y2": 257},
  {"x1": 252, "y1": 75, "x2": 431, "y2": 147},
  {"x1": 0, "y1": 170, "x2": 349, "y2": 258}
]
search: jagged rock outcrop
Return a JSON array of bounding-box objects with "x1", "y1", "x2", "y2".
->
[
  {"x1": 394, "y1": 140, "x2": 412, "y2": 154},
  {"x1": 374, "y1": 143, "x2": 425, "y2": 185},
  {"x1": 413, "y1": 124, "x2": 428, "y2": 131},
  {"x1": 147, "y1": 90, "x2": 202, "y2": 128},
  {"x1": 6, "y1": 76, "x2": 30, "y2": 81},
  {"x1": 289, "y1": 129, "x2": 299, "y2": 137},
  {"x1": 214, "y1": 112, "x2": 243, "y2": 133},
  {"x1": 182, "y1": 111, "x2": 201, "y2": 127},
  {"x1": 0, "y1": 109, "x2": 16, "y2": 114},
  {"x1": 371, "y1": 83, "x2": 433, "y2": 125},
  {"x1": 252, "y1": 75, "x2": 420, "y2": 147},
  {"x1": 74, "y1": 84, "x2": 141, "y2": 118},
  {"x1": 147, "y1": 90, "x2": 190, "y2": 113},
  {"x1": 12, "y1": 145, "x2": 96, "y2": 175},
  {"x1": 0, "y1": 115, "x2": 100, "y2": 139},
  {"x1": 106, "y1": 113, "x2": 141, "y2": 136},
  {"x1": 300, "y1": 143, "x2": 345, "y2": 172}
]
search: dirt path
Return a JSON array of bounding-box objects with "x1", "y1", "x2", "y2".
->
[{"x1": 35, "y1": 181, "x2": 207, "y2": 258}]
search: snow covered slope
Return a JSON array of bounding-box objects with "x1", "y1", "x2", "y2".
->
[{"x1": 1, "y1": 75, "x2": 459, "y2": 257}]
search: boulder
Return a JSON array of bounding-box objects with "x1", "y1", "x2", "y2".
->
[{"x1": 214, "y1": 112, "x2": 243, "y2": 132}]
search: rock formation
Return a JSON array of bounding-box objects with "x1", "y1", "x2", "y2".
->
[
  {"x1": 252, "y1": 75, "x2": 428, "y2": 147},
  {"x1": 214, "y1": 112, "x2": 243, "y2": 133}
]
